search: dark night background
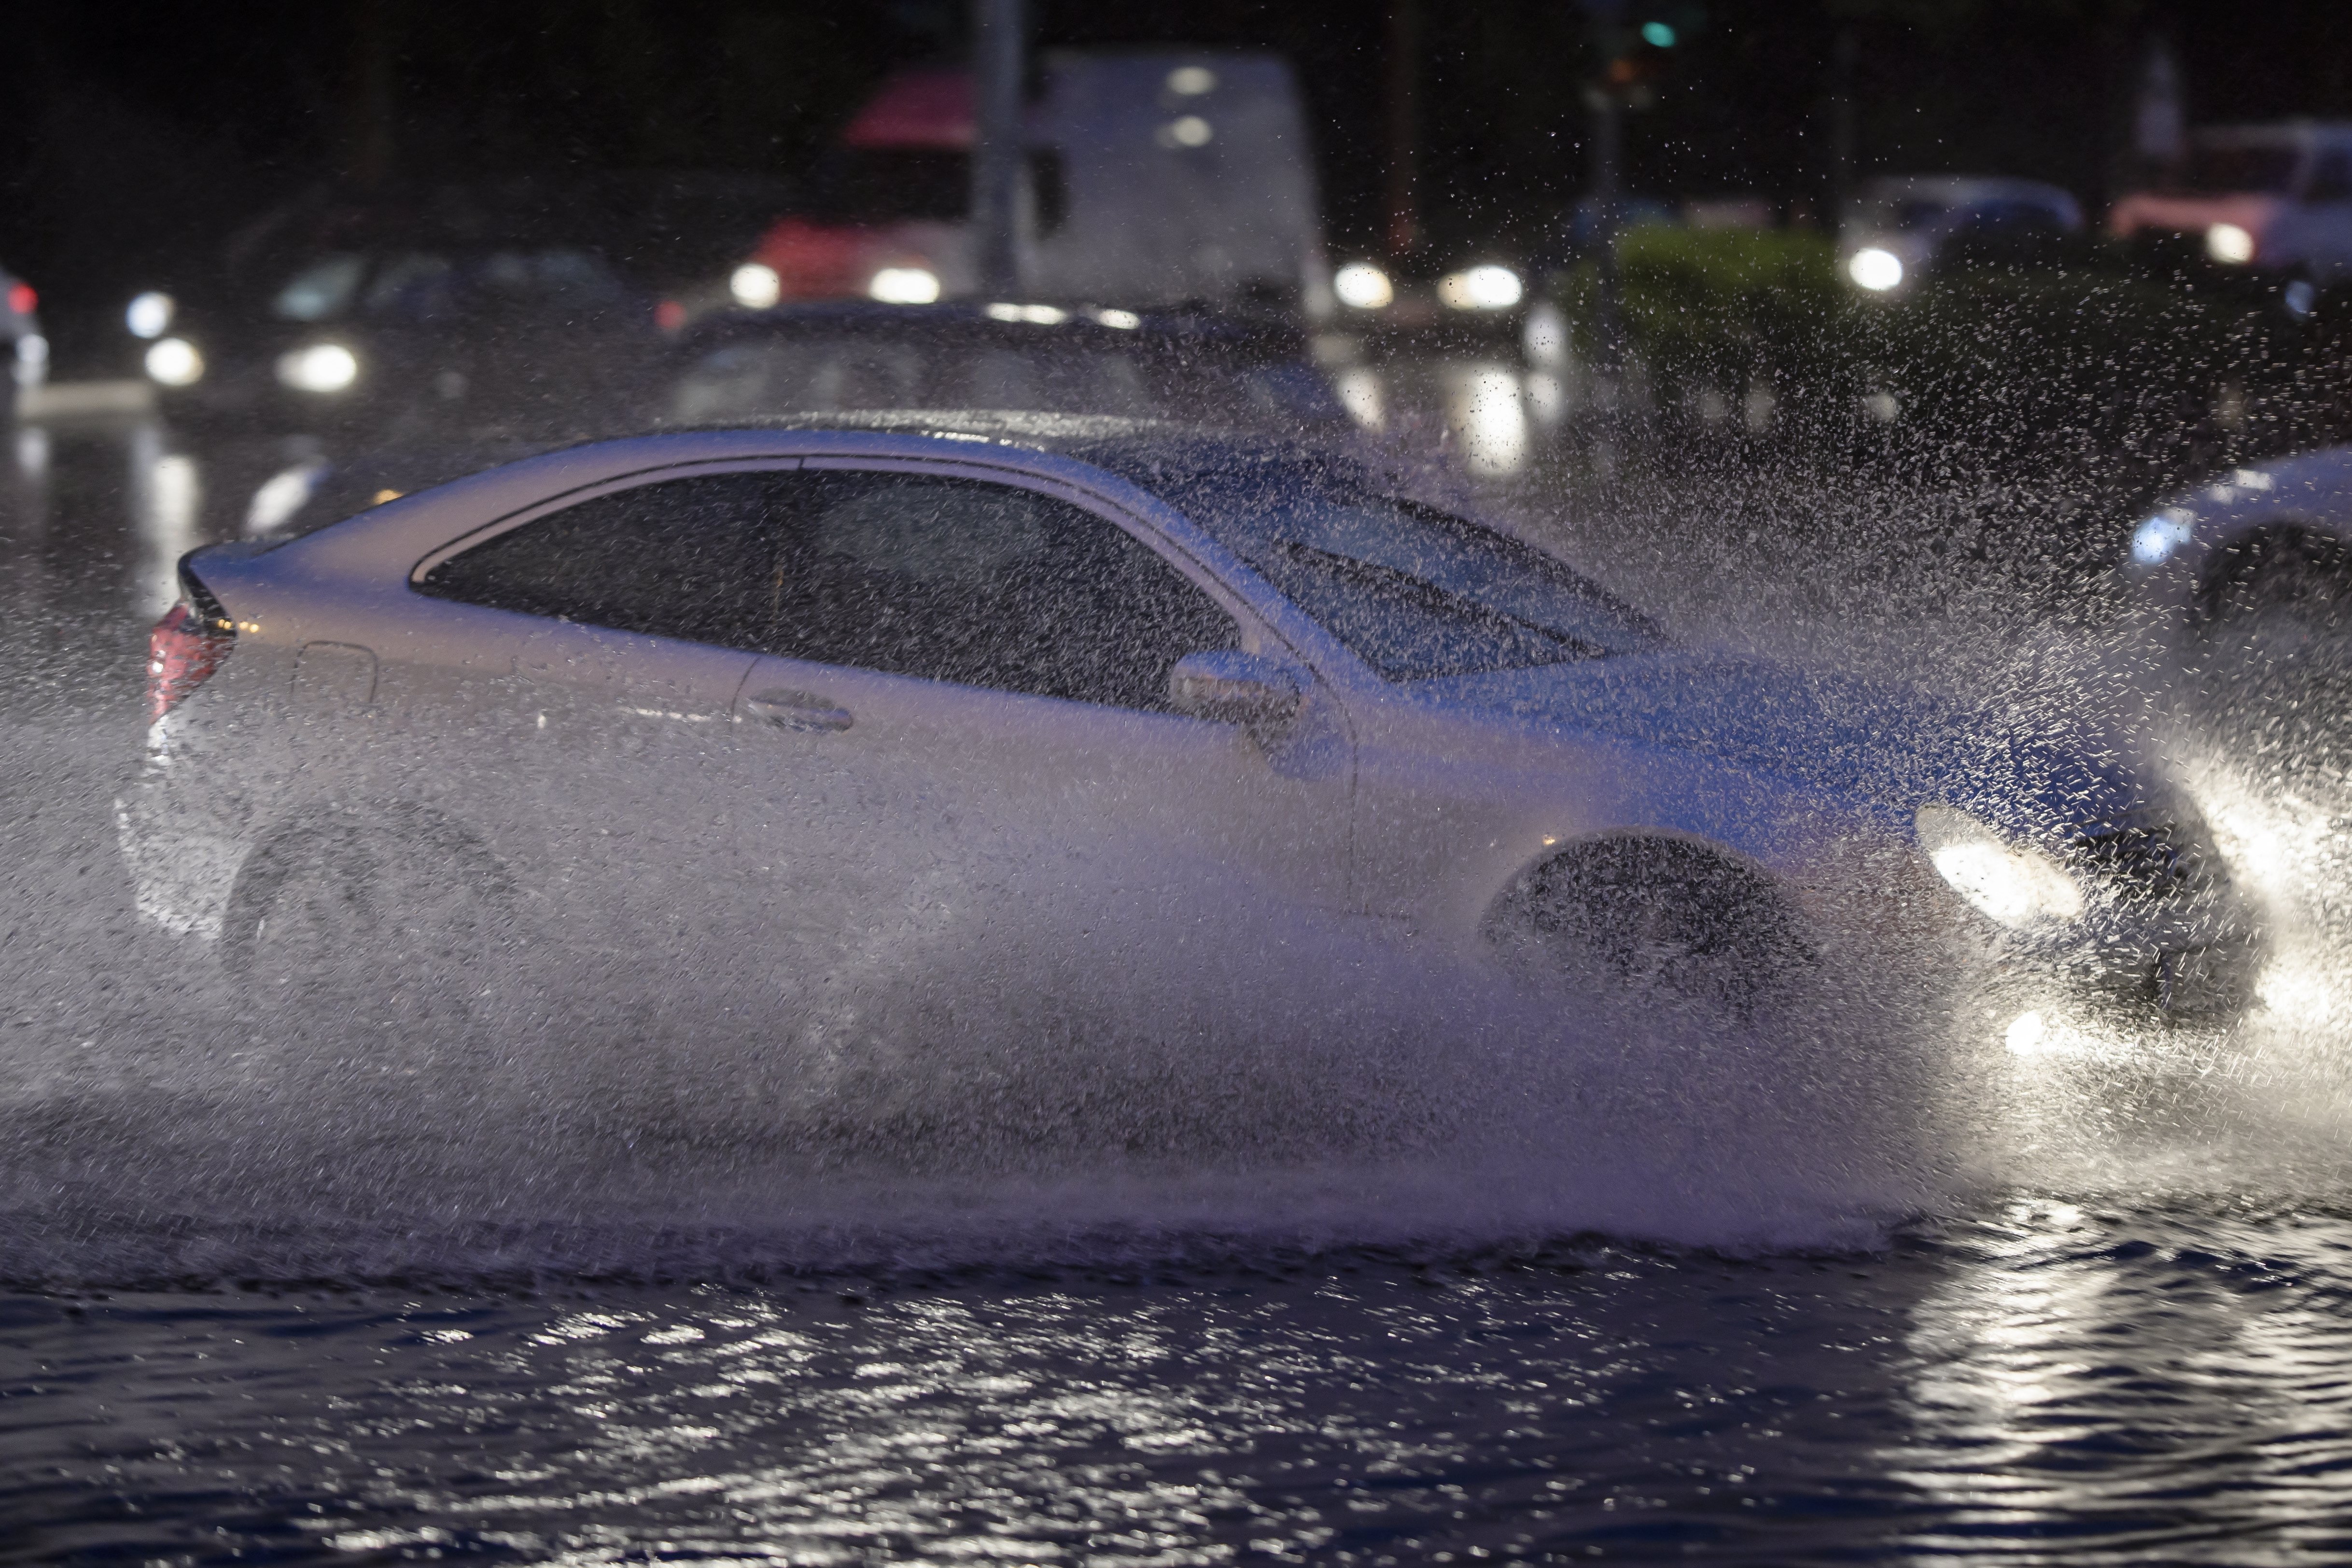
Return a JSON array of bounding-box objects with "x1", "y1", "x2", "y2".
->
[{"x1": 2, "y1": 1, "x2": 2346, "y2": 358}]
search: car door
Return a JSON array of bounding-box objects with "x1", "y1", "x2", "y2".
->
[
  {"x1": 714, "y1": 460, "x2": 1356, "y2": 1035},
  {"x1": 384, "y1": 463, "x2": 807, "y2": 1009}
]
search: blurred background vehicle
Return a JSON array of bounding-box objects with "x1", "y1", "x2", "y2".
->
[
  {"x1": 2119, "y1": 446, "x2": 2352, "y2": 665},
  {"x1": 656, "y1": 300, "x2": 1352, "y2": 431},
  {"x1": 237, "y1": 299, "x2": 1358, "y2": 540},
  {"x1": 2, "y1": 263, "x2": 46, "y2": 400},
  {"x1": 119, "y1": 175, "x2": 792, "y2": 441},
  {"x1": 2110, "y1": 122, "x2": 2352, "y2": 308},
  {"x1": 726, "y1": 50, "x2": 1331, "y2": 321},
  {"x1": 1838, "y1": 176, "x2": 2085, "y2": 296}
]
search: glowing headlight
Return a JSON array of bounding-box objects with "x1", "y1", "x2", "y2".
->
[
  {"x1": 1439, "y1": 265, "x2": 1523, "y2": 311},
  {"x1": 143, "y1": 337, "x2": 204, "y2": 386},
  {"x1": 730, "y1": 262, "x2": 782, "y2": 309},
  {"x1": 275, "y1": 342, "x2": 359, "y2": 393},
  {"x1": 2130, "y1": 509, "x2": 2195, "y2": 566},
  {"x1": 126, "y1": 291, "x2": 175, "y2": 339},
  {"x1": 867, "y1": 266, "x2": 940, "y2": 304},
  {"x1": 2206, "y1": 223, "x2": 2255, "y2": 266},
  {"x1": 1334, "y1": 262, "x2": 1394, "y2": 310},
  {"x1": 1847, "y1": 247, "x2": 1904, "y2": 292},
  {"x1": 1918, "y1": 804, "x2": 2086, "y2": 928}
]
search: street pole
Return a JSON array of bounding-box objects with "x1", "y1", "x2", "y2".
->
[
  {"x1": 1587, "y1": 83, "x2": 1623, "y2": 392},
  {"x1": 971, "y1": 0, "x2": 1025, "y2": 299},
  {"x1": 1385, "y1": 0, "x2": 1422, "y2": 258}
]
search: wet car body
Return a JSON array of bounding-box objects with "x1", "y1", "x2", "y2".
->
[{"x1": 124, "y1": 421, "x2": 2260, "y2": 1111}]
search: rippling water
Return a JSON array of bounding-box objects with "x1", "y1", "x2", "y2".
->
[{"x1": 6, "y1": 1202, "x2": 2351, "y2": 1563}]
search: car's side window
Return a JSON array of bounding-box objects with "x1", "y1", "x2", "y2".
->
[
  {"x1": 417, "y1": 470, "x2": 789, "y2": 652},
  {"x1": 417, "y1": 467, "x2": 1239, "y2": 713},
  {"x1": 773, "y1": 470, "x2": 1239, "y2": 711}
]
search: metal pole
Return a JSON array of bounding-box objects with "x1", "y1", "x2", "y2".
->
[
  {"x1": 1588, "y1": 85, "x2": 1623, "y2": 390},
  {"x1": 1385, "y1": 0, "x2": 1422, "y2": 257},
  {"x1": 971, "y1": 0, "x2": 1026, "y2": 298},
  {"x1": 1830, "y1": 26, "x2": 1858, "y2": 233}
]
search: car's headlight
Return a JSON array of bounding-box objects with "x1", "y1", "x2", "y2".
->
[
  {"x1": 730, "y1": 262, "x2": 782, "y2": 308},
  {"x1": 867, "y1": 266, "x2": 939, "y2": 304},
  {"x1": 2206, "y1": 223, "x2": 2256, "y2": 266},
  {"x1": 126, "y1": 291, "x2": 175, "y2": 339},
  {"x1": 276, "y1": 342, "x2": 359, "y2": 393},
  {"x1": 1438, "y1": 265, "x2": 1522, "y2": 311},
  {"x1": 1917, "y1": 804, "x2": 2086, "y2": 928},
  {"x1": 144, "y1": 337, "x2": 204, "y2": 386},
  {"x1": 1334, "y1": 262, "x2": 1394, "y2": 310},
  {"x1": 1847, "y1": 247, "x2": 1904, "y2": 291}
]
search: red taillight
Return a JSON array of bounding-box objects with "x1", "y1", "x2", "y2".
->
[
  {"x1": 656, "y1": 298, "x2": 686, "y2": 331},
  {"x1": 6, "y1": 282, "x2": 32, "y2": 317},
  {"x1": 146, "y1": 602, "x2": 234, "y2": 722}
]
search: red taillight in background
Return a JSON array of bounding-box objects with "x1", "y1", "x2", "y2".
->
[
  {"x1": 146, "y1": 602, "x2": 234, "y2": 722},
  {"x1": 6, "y1": 282, "x2": 33, "y2": 317}
]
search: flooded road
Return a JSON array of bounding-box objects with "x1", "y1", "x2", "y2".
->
[{"x1": 8, "y1": 394, "x2": 2352, "y2": 1561}]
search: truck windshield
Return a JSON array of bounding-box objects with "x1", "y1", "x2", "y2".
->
[{"x1": 1165, "y1": 467, "x2": 1663, "y2": 680}]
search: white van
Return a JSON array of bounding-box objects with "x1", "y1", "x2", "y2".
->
[
  {"x1": 730, "y1": 50, "x2": 1333, "y2": 321},
  {"x1": 2110, "y1": 122, "x2": 2352, "y2": 293}
]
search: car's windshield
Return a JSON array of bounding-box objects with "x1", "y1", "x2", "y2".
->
[
  {"x1": 1162, "y1": 467, "x2": 1662, "y2": 679},
  {"x1": 2172, "y1": 144, "x2": 2302, "y2": 195}
]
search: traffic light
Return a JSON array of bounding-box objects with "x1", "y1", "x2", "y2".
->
[{"x1": 1592, "y1": 3, "x2": 1704, "y2": 105}]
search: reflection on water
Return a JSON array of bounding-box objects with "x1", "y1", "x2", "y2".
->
[
  {"x1": 128, "y1": 422, "x2": 201, "y2": 618},
  {"x1": 10, "y1": 1211, "x2": 2352, "y2": 1562}
]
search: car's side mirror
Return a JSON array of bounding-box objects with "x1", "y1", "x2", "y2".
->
[{"x1": 1168, "y1": 650, "x2": 1304, "y2": 734}]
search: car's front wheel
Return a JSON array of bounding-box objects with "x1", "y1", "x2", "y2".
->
[{"x1": 1492, "y1": 834, "x2": 1816, "y2": 1022}]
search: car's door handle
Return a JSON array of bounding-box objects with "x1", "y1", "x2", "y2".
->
[{"x1": 743, "y1": 688, "x2": 854, "y2": 733}]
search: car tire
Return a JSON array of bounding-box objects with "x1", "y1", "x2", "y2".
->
[
  {"x1": 219, "y1": 810, "x2": 525, "y2": 1103},
  {"x1": 1491, "y1": 834, "x2": 1815, "y2": 1021}
]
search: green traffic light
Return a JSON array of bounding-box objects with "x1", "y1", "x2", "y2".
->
[{"x1": 1641, "y1": 20, "x2": 1677, "y2": 46}]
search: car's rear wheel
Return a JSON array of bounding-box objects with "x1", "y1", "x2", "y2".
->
[{"x1": 221, "y1": 813, "x2": 522, "y2": 1104}]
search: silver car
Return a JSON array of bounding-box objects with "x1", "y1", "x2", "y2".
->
[{"x1": 120, "y1": 419, "x2": 2262, "y2": 1120}]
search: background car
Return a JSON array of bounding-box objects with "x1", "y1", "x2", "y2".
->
[
  {"x1": 129, "y1": 421, "x2": 2261, "y2": 1131},
  {"x1": 1, "y1": 262, "x2": 44, "y2": 397},
  {"x1": 1838, "y1": 176, "x2": 2085, "y2": 297},
  {"x1": 2118, "y1": 444, "x2": 2352, "y2": 664},
  {"x1": 2110, "y1": 122, "x2": 2352, "y2": 304},
  {"x1": 120, "y1": 175, "x2": 792, "y2": 439},
  {"x1": 651, "y1": 300, "x2": 1354, "y2": 433},
  {"x1": 232, "y1": 300, "x2": 1359, "y2": 540}
]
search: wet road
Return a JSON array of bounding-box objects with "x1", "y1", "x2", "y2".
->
[{"x1": 7, "y1": 392, "x2": 2352, "y2": 1561}]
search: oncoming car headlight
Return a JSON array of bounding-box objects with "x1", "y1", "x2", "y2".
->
[
  {"x1": 1917, "y1": 804, "x2": 2086, "y2": 928},
  {"x1": 276, "y1": 342, "x2": 359, "y2": 393}
]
